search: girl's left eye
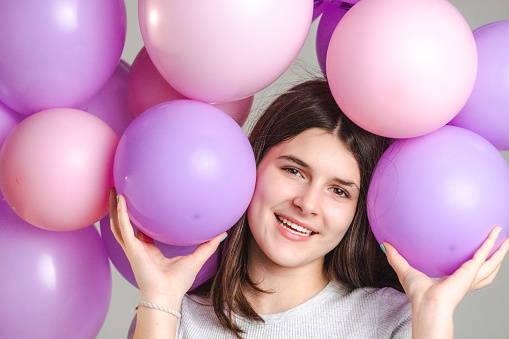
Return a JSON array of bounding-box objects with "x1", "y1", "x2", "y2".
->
[{"x1": 330, "y1": 187, "x2": 349, "y2": 198}]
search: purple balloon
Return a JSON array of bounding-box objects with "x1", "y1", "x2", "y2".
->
[
  {"x1": 0, "y1": 201, "x2": 112, "y2": 339},
  {"x1": 114, "y1": 100, "x2": 256, "y2": 245},
  {"x1": 0, "y1": 101, "x2": 23, "y2": 147},
  {"x1": 316, "y1": 1, "x2": 353, "y2": 75},
  {"x1": 313, "y1": 0, "x2": 327, "y2": 21},
  {"x1": 449, "y1": 21, "x2": 509, "y2": 150},
  {"x1": 367, "y1": 125, "x2": 509, "y2": 277},
  {"x1": 0, "y1": 0, "x2": 127, "y2": 115},
  {"x1": 100, "y1": 216, "x2": 220, "y2": 290},
  {"x1": 81, "y1": 60, "x2": 134, "y2": 137}
]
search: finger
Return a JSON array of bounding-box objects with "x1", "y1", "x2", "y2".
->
[
  {"x1": 187, "y1": 232, "x2": 227, "y2": 274},
  {"x1": 472, "y1": 238, "x2": 509, "y2": 288},
  {"x1": 472, "y1": 262, "x2": 502, "y2": 290},
  {"x1": 109, "y1": 187, "x2": 125, "y2": 249},
  {"x1": 382, "y1": 242, "x2": 415, "y2": 283},
  {"x1": 472, "y1": 226, "x2": 504, "y2": 266},
  {"x1": 116, "y1": 194, "x2": 137, "y2": 248}
]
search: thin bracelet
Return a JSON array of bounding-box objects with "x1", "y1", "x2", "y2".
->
[{"x1": 135, "y1": 301, "x2": 181, "y2": 319}]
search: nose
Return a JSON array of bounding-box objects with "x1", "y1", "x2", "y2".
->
[{"x1": 292, "y1": 184, "x2": 320, "y2": 216}]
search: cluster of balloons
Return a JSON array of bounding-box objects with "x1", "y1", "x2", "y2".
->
[
  {"x1": 1, "y1": 0, "x2": 314, "y2": 336},
  {"x1": 318, "y1": 0, "x2": 509, "y2": 276}
]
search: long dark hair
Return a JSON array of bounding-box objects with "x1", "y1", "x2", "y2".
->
[{"x1": 192, "y1": 79, "x2": 401, "y2": 337}]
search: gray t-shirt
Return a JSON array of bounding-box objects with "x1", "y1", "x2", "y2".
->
[{"x1": 176, "y1": 281, "x2": 411, "y2": 338}]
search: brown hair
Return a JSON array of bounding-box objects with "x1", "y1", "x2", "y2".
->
[{"x1": 192, "y1": 79, "x2": 401, "y2": 337}]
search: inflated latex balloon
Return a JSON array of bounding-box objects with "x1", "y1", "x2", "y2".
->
[
  {"x1": 81, "y1": 60, "x2": 134, "y2": 137},
  {"x1": 316, "y1": 1, "x2": 352, "y2": 75},
  {"x1": 114, "y1": 100, "x2": 256, "y2": 245},
  {"x1": 0, "y1": 108, "x2": 119, "y2": 231},
  {"x1": 449, "y1": 21, "x2": 509, "y2": 150},
  {"x1": 327, "y1": 0, "x2": 477, "y2": 138},
  {"x1": 313, "y1": 0, "x2": 327, "y2": 21},
  {"x1": 367, "y1": 125, "x2": 509, "y2": 277},
  {"x1": 138, "y1": 0, "x2": 312, "y2": 103},
  {"x1": 0, "y1": 101, "x2": 22, "y2": 148},
  {"x1": 100, "y1": 216, "x2": 220, "y2": 290},
  {"x1": 0, "y1": 202, "x2": 111, "y2": 339},
  {"x1": 0, "y1": 0, "x2": 126, "y2": 115},
  {"x1": 127, "y1": 48, "x2": 253, "y2": 126}
]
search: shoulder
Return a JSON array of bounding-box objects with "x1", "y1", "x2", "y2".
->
[{"x1": 327, "y1": 282, "x2": 412, "y2": 338}]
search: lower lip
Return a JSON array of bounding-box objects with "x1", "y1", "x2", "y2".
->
[{"x1": 275, "y1": 216, "x2": 314, "y2": 242}]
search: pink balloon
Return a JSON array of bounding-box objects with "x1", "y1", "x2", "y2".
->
[
  {"x1": 100, "y1": 216, "x2": 220, "y2": 290},
  {"x1": 127, "y1": 48, "x2": 253, "y2": 126},
  {"x1": 0, "y1": 108, "x2": 119, "y2": 231},
  {"x1": 326, "y1": 0, "x2": 477, "y2": 138},
  {"x1": 138, "y1": 0, "x2": 312, "y2": 103},
  {"x1": 0, "y1": 201, "x2": 111, "y2": 339},
  {"x1": 0, "y1": 0, "x2": 126, "y2": 115},
  {"x1": 81, "y1": 60, "x2": 135, "y2": 137},
  {"x1": 114, "y1": 100, "x2": 256, "y2": 245},
  {"x1": 368, "y1": 126, "x2": 509, "y2": 277}
]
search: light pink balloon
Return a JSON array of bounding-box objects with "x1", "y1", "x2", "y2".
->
[
  {"x1": 326, "y1": 0, "x2": 477, "y2": 138},
  {"x1": 127, "y1": 47, "x2": 254, "y2": 126},
  {"x1": 138, "y1": 0, "x2": 312, "y2": 104},
  {"x1": 0, "y1": 108, "x2": 119, "y2": 231}
]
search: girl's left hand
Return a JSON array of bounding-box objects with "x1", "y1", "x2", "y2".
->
[{"x1": 383, "y1": 226, "x2": 509, "y2": 337}]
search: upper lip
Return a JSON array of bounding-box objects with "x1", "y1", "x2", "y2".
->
[{"x1": 275, "y1": 213, "x2": 318, "y2": 234}]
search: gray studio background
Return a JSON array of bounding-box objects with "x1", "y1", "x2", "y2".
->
[{"x1": 97, "y1": 1, "x2": 509, "y2": 338}]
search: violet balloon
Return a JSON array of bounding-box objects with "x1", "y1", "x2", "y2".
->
[
  {"x1": 0, "y1": 0, "x2": 126, "y2": 115},
  {"x1": 100, "y1": 216, "x2": 220, "y2": 290},
  {"x1": 114, "y1": 100, "x2": 256, "y2": 245},
  {"x1": 0, "y1": 101, "x2": 23, "y2": 147},
  {"x1": 81, "y1": 60, "x2": 134, "y2": 137},
  {"x1": 449, "y1": 21, "x2": 509, "y2": 150},
  {"x1": 316, "y1": 1, "x2": 352, "y2": 75},
  {"x1": 0, "y1": 201, "x2": 112, "y2": 339},
  {"x1": 367, "y1": 125, "x2": 509, "y2": 278}
]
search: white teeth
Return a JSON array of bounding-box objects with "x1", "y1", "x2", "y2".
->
[{"x1": 277, "y1": 215, "x2": 313, "y2": 236}]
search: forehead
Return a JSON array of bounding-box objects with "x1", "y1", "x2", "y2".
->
[{"x1": 263, "y1": 128, "x2": 361, "y2": 184}]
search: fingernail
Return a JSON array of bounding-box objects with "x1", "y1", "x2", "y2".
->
[
  {"x1": 221, "y1": 234, "x2": 228, "y2": 243},
  {"x1": 380, "y1": 244, "x2": 386, "y2": 254},
  {"x1": 116, "y1": 195, "x2": 119, "y2": 203},
  {"x1": 500, "y1": 227, "x2": 504, "y2": 234}
]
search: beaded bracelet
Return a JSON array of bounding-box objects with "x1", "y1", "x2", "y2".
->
[{"x1": 135, "y1": 301, "x2": 182, "y2": 319}]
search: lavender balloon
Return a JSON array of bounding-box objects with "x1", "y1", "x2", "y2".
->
[
  {"x1": 449, "y1": 21, "x2": 509, "y2": 150},
  {"x1": 368, "y1": 125, "x2": 509, "y2": 277},
  {"x1": 114, "y1": 100, "x2": 256, "y2": 245},
  {"x1": 316, "y1": 1, "x2": 352, "y2": 75},
  {"x1": 100, "y1": 216, "x2": 220, "y2": 290},
  {"x1": 0, "y1": 0, "x2": 126, "y2": 115},
  {"x1": 81, "y1": 60, "x2": 134, "y2": 137},
  {"x1": 0, "y1": 201, "x2": 112, "y2": 339}
]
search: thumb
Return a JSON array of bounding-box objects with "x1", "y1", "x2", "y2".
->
[
  {"x1": 382, "y1": 242, "x2": 414, "y2": 281},
  {"x1": 187, "y1": 232, "x2": 228, "y2": 274}
]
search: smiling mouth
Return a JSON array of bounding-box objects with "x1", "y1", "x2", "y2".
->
[{"x1": 276, "y1": 214, "x2": 315, "y2": 237}]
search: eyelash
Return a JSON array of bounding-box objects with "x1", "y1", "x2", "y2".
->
[{"x1": 282, "y1": 167, "x2": 350, "y2": 199}]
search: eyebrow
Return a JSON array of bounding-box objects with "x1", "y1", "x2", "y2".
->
[{"x1": 278, "y1": 155, "x2": 360, "y2": 193}]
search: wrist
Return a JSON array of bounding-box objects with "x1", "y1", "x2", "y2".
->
[
  {"x1": 140, "y1": 291, "x2": 184, "y2": 311},
  {"x1": 412, "y1": 299, "x2": 455, "y2": 339}
]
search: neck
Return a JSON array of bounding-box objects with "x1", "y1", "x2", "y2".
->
[{"x1": 244, "y1": 237, "x2": 329, "y2": 315}]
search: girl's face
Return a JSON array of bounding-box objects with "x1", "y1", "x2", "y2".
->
[{"x1": 247, "y1": 128, "x2": 361, "y2": 271}]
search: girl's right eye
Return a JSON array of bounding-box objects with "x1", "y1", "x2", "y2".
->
[{"x1": 282, "y1": 167, "x2": 303, "y2": 178}]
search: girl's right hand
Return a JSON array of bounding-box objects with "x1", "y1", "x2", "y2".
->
[{"x1": 109, "y1": 187, "x2": 226, "y2": 304}]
